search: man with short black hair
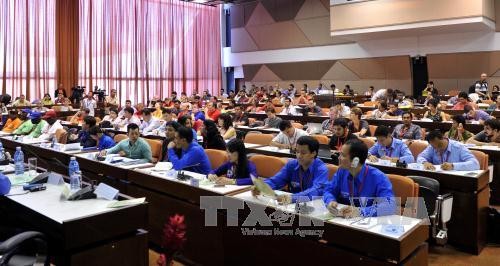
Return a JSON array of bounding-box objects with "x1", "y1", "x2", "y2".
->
[
  {"x1": 118, "y1": 100, "x2": 136, "y2": 117},
  {"x1": 167, "y1": 126, "x2": 211, "y2": 174},
  {"x1": 118, "y1": 107, "x2": 141, "y2": 128},
  {"x1": 270, "y1": 120, "x2": 308, "y2": 149},
  {"x1": 392, "y1": 112, "x2": 422, "y2": 140},
  {"x1": 324, "y1": 140, "x2": 396, "y2": 218},
  {"x1": 252, "y1": 136, "x2": 329, "y2": 204},
  {"x1": 467, "y1": 118, "x2": 500, "y2": 146},
  {"x1": 100, "y1": 123, "x2": 153, "y2": 162},
  {"x1": 140, "y1": 109, "x2": 161, "y2": 134},
  {"x1": 368, "y1": 125, "x2": 414, "y2": 163},
  {"x1": 463, "y1": 105, "x2": 492, "y2": 124},
  {"x1": 232, "y1": 105, "x2": 249, "y2": 126},
  {"x1": 68, "y1": 116, "x2": 97, "y2": 147},
  {"x1": 280, "y1": 97, "x2": 299, "y2": 116},
  {"x1": 417, "y1": 130, "x2": 479, "y2": 171},
  {"x1": 329, "y1": 118, "x2": 358, "y2": 151}
]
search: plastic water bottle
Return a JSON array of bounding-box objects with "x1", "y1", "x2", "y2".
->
[
  {"x1": 0, "y1": 147, "x2": 5, "y2": 161},
  {"x1": 68, "y1": 157, "x2": 80, "y2": 178},
  {"x1": 70, "y1": 170, "x2": 82, "y2": 191},
  {"x1": 14, "y1": 147, "x2": 24, "y2": 176}
]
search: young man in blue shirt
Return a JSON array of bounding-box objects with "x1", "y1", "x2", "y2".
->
[
  {"x1": 368, "y1": 125, "x2": 414, "y2": 163},
  {"x1": 324, "y1": 140, "x2": 396, "y2": 218},
  {"x1": 89, "y1": 126, "x2": 115, "y2": 150},
  {"x1": 417, "y1": 130, "x2": 479, "y2": 171},
  {"x1": 252, "y1": 136, "x2": 329, "y2": 204},
  {"x1": 167, "y1": 126, "x2": 211, "y2": 175}
]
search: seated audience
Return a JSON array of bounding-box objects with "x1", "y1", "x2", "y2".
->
[
  {"x1": 178, "y1": 115, "x2": 197, "y2": 140},
  {"x1": 321, "y1": 106, "x2": 338, "y2": 134},
  {"x1": 69, "y1": 109, "x2": 90, "y2": 125},
  {"x1": 100, "y1": 123, "x2": 153, "y2": 162},
  {"x1": 466, "y1": 118, "x2": 500, "y2": 146},
  {"x1": 208, "y1": 139, "x2": 258, "y2": 186},
  {"x1": 89, "y1": 126, "x2": 115, "y2": 150},
  {"x1": 2, "y1": 110, "x2": 22, "y2": 133},
  {"x1": 102, "y1": 108, "x2": 121, "y2": 127},
  {"x1": 218, "y1": 113, "x2": 236, "y2": 141},
  {"x1": 68, "y1": 116, "x2": 97, "y2": 147},
  {"x1": 324, "y1": 140, "x2": 396, "y2": 217},
  {"x1": 252, "y1": 136, "x2": 329, "y2": 204},
  {"x1": 12, "y1": 95, "x2": 31, "y2": 107},
  {"x1": 263, "y1": 108, "x2": 282, "y2": 128},
  {"x1": 392, "y1": 112, "x2": 422, "y2": 140},
  {"x1": 41, "y1": 93, "x2": 54, "y2": 105},
  {"x1": 201, "y1": 120, "x2": 226, "y2": 150},
  {"x1": 37, "y1": 110, "x2": 63, "y2": 141},
  {"x1": 167, "y1": 126, "x2": 211, "y2": 174},
  {"x1": 348, "y1": 107, "x2": 369, "y2": 137},
  {"x1": 382, "y1": 102, "x2": 404, "y2": 119},
  {"x1": 371, "y1": 101, "x2": 387, "y2": 119},
  {"x1": 118, "y1": 107, "x2": 141, "y2": 128},
  {"x1": 417, "y1": 130, "x2": 479, "y2": 171},
  {"x1": 445, "y1": 115, "x2": 473, "y2": 143},
  {"x1": 423, "y1": 98, "x2": 447, "y2": 122},
  {"x1": 256, "y1": 99, "x2": 275, "y2": 113},
  {"x1": 452, "y1": 92, "x2": 475, "y2": 110},
  {"x1": 140, "y1": 109, "x2": 161, "y2": 134},
  {"x1": 305, "y1": 99, "x2": 324, "y2": 115},
  {"x1": 329, "y1": 118, "x2": 358, "y2": 151},
  {"x1": 232, "y1": 105, "x2": 249, "y2": 126},
  {"x1": 270, "y1": 120, "x2": 309, "y2": 150},
  {"x1": 26, "y1": 112, "x2": 47, "y2": 138},
  {"x1": 463, "y1": 105, "x2": 493, "y2": 124},
  {"x1": 368, "y1": 126, "x2": 414, "y2": 163},
  {"x1": 13, "y1": 109, "x2": 33, "y2": 135},
  {"x1": 161, "y1": 121, "x2": 181, "y2": 162},
  {"x1": 280, "y1": 97, "x2": 300, "y2": 116},
  {"x1": 205, "y1": 102, "x2": 221, "y2": 121}
]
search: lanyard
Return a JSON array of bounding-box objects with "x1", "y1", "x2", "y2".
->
[
  {"x1": 399, "y1": 126, "x2": 409, "y2": 138},
  {"x1": 349, "y1": 166, "x2": 369, "y2": 198}
]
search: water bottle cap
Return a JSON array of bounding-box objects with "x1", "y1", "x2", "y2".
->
[
  {"x1": 70, "y1": 156, "x2": 76, "y2": 160},
  {"x1": 16, "y1": 147, "x2": 21, "y2": 151}
]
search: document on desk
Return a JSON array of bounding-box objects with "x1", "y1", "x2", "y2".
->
[
  {"x1": 152, "y1": 162, "x2": 173, "y2": 171},
  {"x1": 107, "y1": 197, "x2": 146, "y2": 208},
  {"x1": 7, "y1": 173, "x2": 34, "y2": 186}
]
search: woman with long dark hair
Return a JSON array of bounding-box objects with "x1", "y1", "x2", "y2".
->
[
  {"x1": 218, "y1": 113, "x2": 236, "y2": 140},
  {"x1": 208, "y1": 139, "x2": 257, "y2": 185},
  {"x1": 201, "y1": 120, "x2": 226, "y2": 150}
]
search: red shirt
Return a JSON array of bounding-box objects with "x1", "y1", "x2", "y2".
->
[{"x1": 207, "y1": 109, "x2": 221, "y2": 121}]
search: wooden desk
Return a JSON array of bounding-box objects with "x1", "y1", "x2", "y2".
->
[
  {"x1": 235, "y1": 125, "x2": 281, "y2": 135},
  {"x1": 364, "y1": 119, "x2": 485, "y2": 134},
  {"x1": 245, "y1": 145, "x2": 488, "y2": 254},
  {"x1": 224, "y1": 192, "x2": 428, "y2": 265},
  {"x1": 469, "y1": 145, "x2": 500, "y2": 204},
  {"x1": 0, "y1": 184, "x2": 148, "y2": 266}
]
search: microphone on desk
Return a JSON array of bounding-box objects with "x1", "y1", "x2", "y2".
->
[
  {"x1": 22, "y1": 144, "x2": 53, "y2": 185},
  {"x1": 176, "y1": 163, "x2": 200, "y2": 181},
  {"x1": 49, "y1": 157, "x2": 98, "y2": 201}
]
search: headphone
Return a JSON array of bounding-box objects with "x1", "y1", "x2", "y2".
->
[{"x1": 351, "y1": 157, "x2": 360, "y2": 168}]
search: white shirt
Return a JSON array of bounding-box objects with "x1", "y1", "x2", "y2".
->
[
  {"x1": 279, "y1": 105, "x2": 300, "y2": 116},
  {"x1": 82, "y1": 98, "x2": 97, "y2": 116},
  {"x1": 118, "y1": 107, "x2": 137, "y2": 118},
  {"x1": 371, "y1": 89, "x2": 387, "y2": 102},
  {"x1": 272, "y1": 128, "x2": 309, "y2": 147},
  {"x1": 37, "y1": 120, "x2": 63, "y2": 141},
  {"x1": 140, "y1": 117, "x2": 161, "y2": 134},
  {"x1": 120, "y1": 115, "x2": 141, "y2": 128}
]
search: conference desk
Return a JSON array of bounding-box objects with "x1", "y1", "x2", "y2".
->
[
  {"x1": 357, "y1": 105, "x2": 500, "y2": 118},
  {"x1": 0, "y1": 137, "x2": 430, "y2": 265},
  {"x1": 469, "y1": 145, "x2": 500, "y2": 204},
  {"x1": 235, "y1": 125, "x2": 281, "y2": 135},
  {"x1": 221, "y1": 191, "x2": 428, "y2": 265},
  {"x1": 0, "y1": 180, "x2": 148, "y2": 265},
  {"x1": 245, "y1": 145, "x2": 489, "y2": 254}
]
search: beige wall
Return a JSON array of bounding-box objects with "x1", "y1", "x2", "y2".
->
[
  {"x1": 331, "y1": 0, "x2": 494, "y2": 31},
  {"x1": 428, "y1": 51, "x2": 500, "y2": 92}
]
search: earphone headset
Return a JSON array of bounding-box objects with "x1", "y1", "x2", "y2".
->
[{"x1": 351, "y1": 157, "x2": 360, "y2": 168}]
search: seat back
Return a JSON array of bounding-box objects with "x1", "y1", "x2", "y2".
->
[
  {"x1": 326, "y1": 164, "x2": 338, "y2": 180},
  {"x1": 205, "y1": 149, "x2": 229, "y2": 170},
  {"x1": 55, "y1": 128, "x2": 68, "y2": 144},
  {"x1": 448, "y1": 89, "x2": 459, "y2": 97},
  {"x1": 113, "y1": 134, "x2": 128, "y2": 143},
  {"x1": 291, "y1": 122, "x2": 303, "y2": 129},
  {"x1": 312, "y1": 135, "x2": 329, "y2": 145},
  {"x1": 470, "y1": 150, "x2": 488, "y2": 170},
  {"x1": 363, "y1": 101, "x2": 376, "y2": 107},
  {"x1": 249, "y1": 155, "x2": 286, "y2": 178},
  {"x1": 407, "y1": 176, "x2": 440, "y2": 216},
  {"x1": 407, "y1": 140, "x2": 428, "y2": 160},
  {"x1": 244, "y1": 133, "x2": 274, "y2": 145},
  {"x1": 274, "y1": 106, "x2": 283, "y2": 114},
  {"x1": 145, "y1": 138, "x2": 163, "y2": 162},
  {"x1": 368, "y1": 125, "x2": 377, "y2": 137},
  {"x1": 387, "y1": 174, "x2": 419, "y2": 216},
  {"x1": 359, "y1": 137, "x2": 375, "y2": 149}
]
